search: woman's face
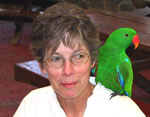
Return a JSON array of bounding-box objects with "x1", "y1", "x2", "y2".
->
[{"x1": 42, "y1": 42, "x2": 95, "y2": 99}]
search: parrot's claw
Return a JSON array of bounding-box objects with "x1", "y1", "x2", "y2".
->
[{"x1": 110, "y1": 92, "x2": 121, "y2": 100}]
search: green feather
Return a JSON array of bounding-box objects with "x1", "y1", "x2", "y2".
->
[{"x1": 95, "y1": 27, "x2": 138, "y2": 97}]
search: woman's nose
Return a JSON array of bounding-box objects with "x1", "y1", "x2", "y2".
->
[{"x1": 63, "y1": 59, "x2": 74, "y2": 76}]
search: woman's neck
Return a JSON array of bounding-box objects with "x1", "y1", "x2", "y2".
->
[{"x1": 57, "y1": 84, "x2": 94, "y2": 117}]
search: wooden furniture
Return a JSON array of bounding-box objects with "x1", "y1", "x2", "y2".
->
[
  {"x1": 132, "y1": 58, "x2": 150, "y2": 93},
  {"x1": 0, "y1": 0, "x2": 34, "y2": 44},
  {"x1": 0, "y1": 9, "x2": 41, "y2": 45},
  {"x1": 14, "y1": 60, "x2": 50, "y2": 87},
  {"x1": 131, "y1": 0, "x2": 150, "y2": 8},
  {"x1": 0, "y1": 0, "x2": 61, "y2": 44},
  {"x1": 87, "y1": 10, "x2": 150, "y2": 59}
]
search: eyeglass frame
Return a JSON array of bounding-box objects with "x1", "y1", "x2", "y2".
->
[{"x1": 43, "y1": 52, "x2": 90, "y2": 69}]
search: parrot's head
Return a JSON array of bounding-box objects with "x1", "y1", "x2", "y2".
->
[{"x1": 105, "y1": 28, "x2": 139, "y2": 50}]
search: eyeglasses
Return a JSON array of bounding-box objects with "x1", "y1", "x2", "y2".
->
[{"x1": 44, "y1": 52, "x2": 90, "y2": 69}]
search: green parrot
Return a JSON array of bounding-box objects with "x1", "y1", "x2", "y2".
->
[{"x1": 95, "y1": 27, "x2": 139, "y2": 98}]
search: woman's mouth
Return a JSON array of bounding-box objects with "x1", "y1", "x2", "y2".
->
[{"x1": 61, "y1": 82, "x2": 78, "y2": 88}]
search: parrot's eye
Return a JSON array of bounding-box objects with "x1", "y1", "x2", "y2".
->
[{"x1": 125, "y1": 34, "x2": 128, "y2": 37}]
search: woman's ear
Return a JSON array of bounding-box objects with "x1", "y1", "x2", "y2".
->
[
  {"x1": 91, "y1": 60, "x2": 96, "y2": 68},
  {"x1": 38, "y1": 62, "x2": 47, "y2": 74}
]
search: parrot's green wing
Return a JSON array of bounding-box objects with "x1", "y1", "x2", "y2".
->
[{"x1": 117, "y1": 58, "x2": 133, "y2": 97}]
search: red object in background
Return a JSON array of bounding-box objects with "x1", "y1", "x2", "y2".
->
[{"x1": 133, "y1": 98, "x2": 150, "y2": 117}]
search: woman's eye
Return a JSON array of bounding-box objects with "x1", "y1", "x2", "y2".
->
[
  {"x1": 50, "y1": 56, "x2": 62, "y2": 62},
  {"x1": 77, "y1": 54, "x2": 84, "y2": 58},
  {"x1": 73, "y1": 53, "x2": 85, "y2": 59}
]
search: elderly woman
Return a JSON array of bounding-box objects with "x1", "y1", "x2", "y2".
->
[{"x1": 13, "y1": 2, "x2": 145, "y2": 117}]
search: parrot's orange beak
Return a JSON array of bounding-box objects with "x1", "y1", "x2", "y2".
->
[{"x1": 132, "y1": 34, "x2": 139, "y2": 49}]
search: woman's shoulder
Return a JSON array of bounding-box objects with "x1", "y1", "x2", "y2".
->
[
  {"x1": 89, "y1": 83, "x2": 146, "y2": 117},
  {"x1": 13, "y1": 86, "x2": 64, "y2": 117},
  {"x1": 109, "y1": 95, "x2": 146, "y2": 116},
  {"x1": 109, "y1": 95, "x2": 141, "y2": 109},
  {"x1": 94, "y1": 83, "x2": 145, "y2": 108},
  {"x1": 23, "y1": 86, "x2": 55, "y2": 101}
]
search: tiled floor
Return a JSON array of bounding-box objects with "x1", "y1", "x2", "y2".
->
[
  {"x1": 0, "y1": 80, "x2": 36, "y2": 117},
  {"x1": 0, "y1": 21, "x2": 37, "y2": 117}
]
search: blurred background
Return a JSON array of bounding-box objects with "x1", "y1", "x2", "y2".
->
[{"x1": 0, "y1": 0, "x2": 150, "y2": 116}]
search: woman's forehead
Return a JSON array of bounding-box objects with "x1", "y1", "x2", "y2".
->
[
  {"x1": 46, "y1": 42, "x2": 88, "y2": 56},
  {"x1": 46, "y1": 32, "x2": 89, "y2": 55},
  {"x1": 56, "y1": 42, "x2": 88, "y2": 53}
]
